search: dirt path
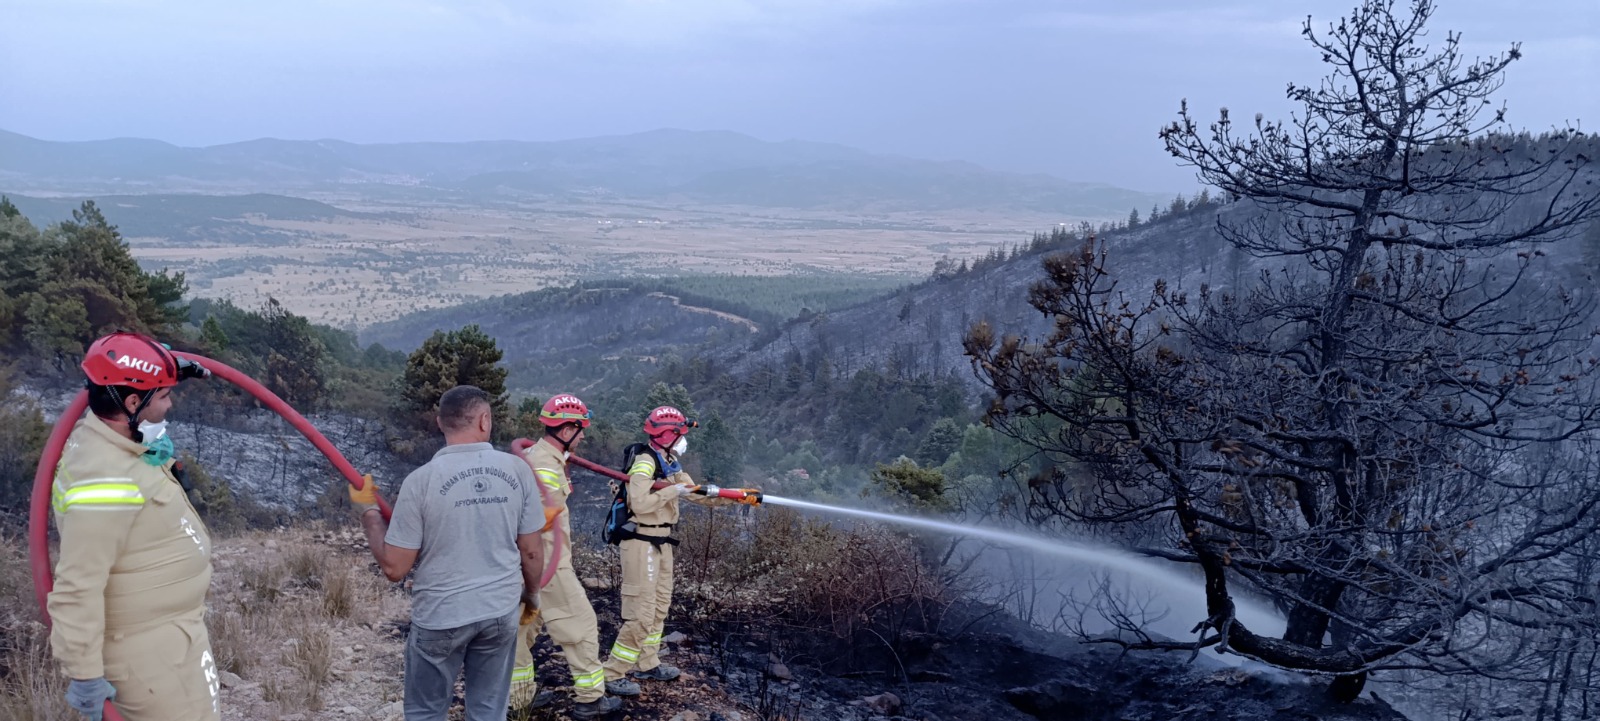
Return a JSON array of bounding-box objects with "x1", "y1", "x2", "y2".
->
[{"x1": 647, "y1": 292, "x2": 761, "y2": 333}]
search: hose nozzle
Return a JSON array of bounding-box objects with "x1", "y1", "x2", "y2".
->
[
  {"x1": 698, "y1": 485, "x2": 764, "y2": 505},
  {"x1": 176, "y1": 357, "x2": 211, "y2": 381}
]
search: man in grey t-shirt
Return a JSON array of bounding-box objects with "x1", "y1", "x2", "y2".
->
[{"x1": 352, "y1": 385, "x2": 546, "y2": 721}]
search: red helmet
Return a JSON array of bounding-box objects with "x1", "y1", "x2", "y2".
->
[
  {"x1": 540, "y1": 394, "x2": 591, "y2": 428},
  {"x1": 644, "y1": 406, "x2": 695, "y2": 445},
  {"x1": 81, "y1": 332, "x2": 179, "y2": 389}
]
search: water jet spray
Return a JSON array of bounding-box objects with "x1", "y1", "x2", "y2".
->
[{"x1": 564, "y1": 452, "x2": 1283, "y2": 648}]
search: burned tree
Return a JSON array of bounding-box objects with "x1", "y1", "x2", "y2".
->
[{"x1": 967, "y1": 0, "x2": 1600, "y2": 703}]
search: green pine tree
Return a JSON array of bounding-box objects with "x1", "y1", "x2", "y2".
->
[
  {"x1": 642, "y1": 382, "x2": 696, "y2": 417},
  {"x1": 869, "y1": 457, "x2": 950, "y2": 510},
  {"x1": 256, "y1": 298, "x2": 327, "y2": 409},
  {"x1": 200, "y1": 315, "x2": 230, "y2": 352},
  {"x1": 399, "y1": 324, "x2": 509, "y2": 428},
  {"x1": 915, "y1": 417, "x2": 963, "y2": 466},
  {"x1": 696, "y1": 410, "x2": 744, "y2": 483}
]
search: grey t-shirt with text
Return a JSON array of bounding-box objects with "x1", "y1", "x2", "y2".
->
[{"x1": 385, "y1": 442, "x2": 542, "y2": 630}]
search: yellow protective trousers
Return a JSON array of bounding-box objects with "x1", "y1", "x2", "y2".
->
[
  {"x1": 103, "y1": 614, "x2": 221, "y2": 721},
  {"x1": 537, "y1": 567, "x2": 605, "y2": 702},
  {"x1": 603, "y1": 536, "x2": 675, "y2": 679},
  {"x1": 508, "y1": 605, "x2": 539, "y2": 709}
]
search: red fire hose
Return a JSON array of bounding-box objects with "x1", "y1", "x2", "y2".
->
[
  {"x1": 176, "y1": 352, "x2": 395, "y2": 521},
  {"x1": 564, "y1": 452, "x2": 628, "y2": 483},
  {"x1": 566, "y1": 452, "x2": 763, "y2": 505},
  {"x1": 27, "y1": 390, "x2": 89, "y2": 619},
  {"x1": 28, "y1": 352, "x2": 397, "y2": 721}
]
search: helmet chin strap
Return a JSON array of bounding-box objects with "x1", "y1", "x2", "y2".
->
[
  {"x1": 99, "y1": 384, "x2": 152, "y2": 442},
  {"x1": 651, "y1": 433, "x2": 680, "y2": 457},
  {"x1": 127, "y1": 394, "x2": 154, "y2": 443},
  {"x1": 550, "y1": 424, "x2": 580, "y2": 453}
]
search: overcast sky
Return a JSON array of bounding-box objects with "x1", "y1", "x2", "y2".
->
[{"x1": 2, "y1": 0, "x2": 1595, "y2": 191}]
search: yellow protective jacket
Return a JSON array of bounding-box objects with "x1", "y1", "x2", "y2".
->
[
  {"x1": 524, "y1": 440, "x2": 575, "y2": 571},
  {"x1": 624, "y1": 451, "x2": 688, "y2": 531},
  {"x1": 48, "y1": 413, "x2": 213, "y2": 680}
]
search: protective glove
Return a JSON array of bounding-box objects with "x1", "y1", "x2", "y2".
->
[
  {"x1": 651, "y1": 483, "x2": 686, "y2": 501},
  {"x1": 539, "y1": 505, "x2": 563, "y2": 533},
  {"x1": 685, "y1": 484, "x2": 739, "y2": 507},
  {"x1": 349, "y1": 474, "x2": 380, "y2": 517},
  {"x1": 66, "y1": 677, "x2": 116, "y2": 721}
]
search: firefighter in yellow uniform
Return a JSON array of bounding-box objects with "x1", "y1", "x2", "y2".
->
[
  {"x1": 513, "y1": 394, "x2": 624, "y2": 719},
  {"x1": 508, "y1": 495, "x2": 562, "y2": 713},
  {"x1": 602, "y1": 406, "x2": 725, "y2": 686},
  {"x1": 49, "y1": 332, "x2": 218, "y2": 721}
]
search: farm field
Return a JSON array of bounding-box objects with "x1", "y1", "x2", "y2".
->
[{"x1": 123, "y1": 196, "x2": 1070, "y2": 327}]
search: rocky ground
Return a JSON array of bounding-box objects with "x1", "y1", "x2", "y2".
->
[
  {"x1": 649, "y1": 617, "x2": 1411, "y2": 721},
  {"x1": 207, "y1": 528, "x2": 409, "y2": 721}
]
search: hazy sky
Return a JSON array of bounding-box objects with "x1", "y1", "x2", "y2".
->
[{"x1": 3, "y1": 0, "x2": 1595, "y2": 191}]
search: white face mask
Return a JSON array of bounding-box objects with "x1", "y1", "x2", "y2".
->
[
  {"x1": 670, "y1": 437, "x2": 688, "y2": 456},
  {"x1": 138, "y1": 420, "x2": 169, "y2": 440}
]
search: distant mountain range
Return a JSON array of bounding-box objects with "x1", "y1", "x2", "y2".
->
[
  {"x1": 0, "y1": 128, "x2": 1170, "y2": 215},
  {"x1": 0, "y1": 192, "x2": 381, "y2": 244}
]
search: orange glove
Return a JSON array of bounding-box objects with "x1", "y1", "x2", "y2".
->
[
  {"x1": 350, "y1": 474, "x2": 380, "y2": 517},
  {"x1": 540, "y1": 505, "x2": 563, "y2": 533}
]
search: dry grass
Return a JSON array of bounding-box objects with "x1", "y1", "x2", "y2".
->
[
  {"x1": 206, "y1": 608, "x2": 252, "y2": 676},
  {"x1": 0, "y1": 526, "x2": 406, "y2": 721},
  {"x1": 209, "y1": 531, "x2": 407, "y2": 719},
  {"x1": 219, "y1": 536, "x2": 357, "y2": 715},
  {"x1": 284, "y1": 545, "x2": 329, "y2": 589},
  {"x1": 0, "y1": 625, "x2": 76, "y2": 721},
  {"x1": 0, "y1": 535, "x2": 75, "y2": 721},
  {"x1": 267, "y1": 541, "x2": 358, "y2": 619},
  {"x1": 321, "y1": 564, "x2": 355, "y2": 619},
  {"x1": 241, "y1": 557, "x2": 286, "y2": 605},
  {"x1": 263, "y1": 621, "x2": 335, "y2": 711},
  {"x1": 653, "y1": 506, "x2": 955, "y2": 672},
  {"x1": 206, "y1": 604, "x2": 283, "y2": 678},
  {"x1": 211, "y1": 552, "x2": 291, "y2": 682}
]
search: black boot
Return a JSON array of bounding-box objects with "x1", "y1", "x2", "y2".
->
[
  {"x1": 571, "y1": 695, "x2": 622, "y2": 719},
  {"x1": 630, "y1": 663, "x2": 680, "y2": 681}
]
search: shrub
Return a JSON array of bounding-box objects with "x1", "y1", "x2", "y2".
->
[{"x1": 668, "y1": 506, "x2": 953, "y2": 676}]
